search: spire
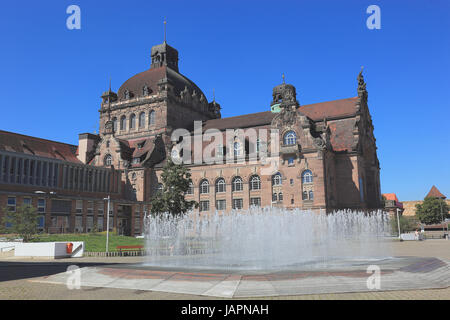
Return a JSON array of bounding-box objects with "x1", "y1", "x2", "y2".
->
[
  {"x1": 357, "y1": 66, "x2": 367, "y2": 100},
  {"x1": 282, "y1": 73, "x2": 285, "y2": 84},
  {"x1": 164, "y1": 17, "x2": 167, "y2": 43},
  {"x1": 213, "y1": 88, "x2": 215, "y2": 103},
  {"x1": 107, "y1": 77, "x2": 112, "y2": 120},
  {"x1": 426, "y1": 185, "x2": 446, "y2": 199}
]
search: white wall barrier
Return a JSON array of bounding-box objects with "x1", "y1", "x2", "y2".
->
[{"x1": 14, "y1": 242, "x2": 84, "y2": 258}]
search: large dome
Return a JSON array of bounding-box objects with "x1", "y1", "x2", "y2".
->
[
  {"x1": 117, "y1": 66, "x2": 206, "y2": 101},
  {"x1": 117, "y1": 42, "x2": 207, "y2": 101}
]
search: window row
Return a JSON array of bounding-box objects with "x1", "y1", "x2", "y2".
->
[
  {"x1": 199, "y1": 198, "x2": 261, "y2": 212},
  {"x1": 187, "y1": 171, "x2": 314, "y2": 195},
  {"x1": 0, "y1": 154, "x2": 59, "y2": 187},
  {"x1": 192, "y1": 175, "x2": 262, "y2": 195},
  {"x1": 62, "y1": 165, "x2": 111, "y2": 193},
  {"x1": 112, "y1": 111, "x2": 156, "y2": 132}
]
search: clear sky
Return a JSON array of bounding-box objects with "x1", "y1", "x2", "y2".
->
[{"x1": 0, "y1": 0, "x2": 449, "y2": 201}]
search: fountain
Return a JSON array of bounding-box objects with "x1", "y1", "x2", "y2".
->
[
  {"x1": 143, "y1": 207, "x2": 393, "y2": 271},
  {"x1": 35, "y1": 207, "x2": 449, "y2": 297}
]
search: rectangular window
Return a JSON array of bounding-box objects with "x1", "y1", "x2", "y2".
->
[
  {"x1": 23, "y1": 198, "x2": 32, "y2": 207},
  {"x1": 87, "y1": 201, "x2": 94, "y2": 215},
  {"x1": 232, "y1": 199, "x2": 243, "y2": 210},
  {"x1": 216, "y1": 199, "x2": 226, "y2": 211},
  {"x1": 134, "y1": 217, "x2": 141, "y2": 233},
  {"x1": 97, "y1": 201, "x2": 104, "y2": 215},
  {"x1": 7, "y1": 197, "x2": 16, "y2": 212},
  {"x1": 75, "y1": 216, "x2": 83, "y2": 233},
  {"x1": 97, "y1": 217, "x2": 104, "y2": 232},
  {"x1": 217, "y1": 145, "x2": 224, "y2": 157},
  {"x1": 37, "y1": 216, "x2": 45, "y2": 229},
  {"x1": 199, "y1": 201, "x2": 210, "y2": 212},
  {"x1": 288, "y1": 157, "x2": 294, "y2": 165},
  {"x1": 250, "y1": 198, "x2": 261, "y2": 207},
  {"x1": 86, "y1": 216, "x2": 94, "y2": 232},
  {"x1": 76, "y1": 200, "x2": 83, "y2": 214}
]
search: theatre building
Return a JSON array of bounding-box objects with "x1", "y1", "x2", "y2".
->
[{"x1": 0, "y1": 39, "x2": 382, "y2": 235}]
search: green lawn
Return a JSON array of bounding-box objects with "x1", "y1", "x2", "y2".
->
[{"x1": 30, "y1": 233, "x2": 145, "y2": 252}]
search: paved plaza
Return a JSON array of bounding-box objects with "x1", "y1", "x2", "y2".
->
[{"x1": 0, "y1": 240, "x2": 449, "y2": 300}]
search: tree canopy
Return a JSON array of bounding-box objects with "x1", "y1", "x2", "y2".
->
[
  {"x1": 0, "y1": 205, "x2": 39, "y2": 242},
  {"x1": 415, "y1": 197, "x2": 449, "y2": 225},
  {"x1": 150, "y1": 159, "x2": 198, "y2": 216}
]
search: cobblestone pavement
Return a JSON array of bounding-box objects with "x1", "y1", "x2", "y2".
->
[{"x1": 0, "y1": 239, "x2": 449, "y2": 300}]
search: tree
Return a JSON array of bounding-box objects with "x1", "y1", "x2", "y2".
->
[
  {"x1": 150, "y1": 158, "x2": 198, "y2": 216},
  {"x1": 415, "y1": 197, "x2": 449, "y2": 225},
  {"x1": 391, "y1": 215, "x2": 419, "y2": 235},
  {"x1": 0, "y1": 205, "x2": 39, "y2": 242}
]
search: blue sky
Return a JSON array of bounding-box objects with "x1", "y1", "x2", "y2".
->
[{"x1": 0, "y1": 0, "x2": 449, "y2": 201}]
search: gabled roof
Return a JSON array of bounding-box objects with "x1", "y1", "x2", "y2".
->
[
  {"x1": 0, "y1": 130, "x2": 81, "y2": 164},
  {"x1": 426, "y1": 185, "x2": 446, "y2": 199}
]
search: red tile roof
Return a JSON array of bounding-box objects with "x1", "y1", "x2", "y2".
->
[
  {"x1": 0, "y1": 130, "x2": 81, "y2": 164},
  {"x1": 202, "y1": 97, "x2": 359, "y2": 131},
  {"x1": 382, "y1": 193, "x2": 404, "y2": 208},
  {"x1": 202, "y1": 97, "x2": 359, "y2": 152},
  {"x1": 426, "y1": 185, "x2": 446, "y2": 199},
  {"x1": 299, "y1": 97, "x2": 358, "y2": 121}
]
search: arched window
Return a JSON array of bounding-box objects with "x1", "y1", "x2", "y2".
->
[
  {"x1": 272, "y1": 193, "x2": 277, "y2": 202},
  {"x1": 171, "y1": 149, "x2": 179, "y2": 160},
  {"x1": 233, "y1": 142, "x2": 242, "y2": 157},
  {"x1": 200, "y1": 179, "x2": 210, "y2": 194},
  {"x1": 302, "y1": 191, "x2": 308, "y2": 200},
  {"x1": 302, "y1": 170, "x2": 313, "y2": 184},
  {"x1": 309, "y1": 190, "x2": 314, "y2": 200},
  {"x1": 149, "y1": 110, "x2": 155, "y2": 126},
  {"x1": 284, "y1": 131, "x2": 297, "y2": 145},
  {"x1": 112, "y1": 117, "x2": 118, "y2": 132},
  {"x1": 104, "y1": 154, "x2": 112, "y2": 166},
  {"x1": 272, "y1": 172, "x2": 282, "y2": 186},
  {"x1": 129, "y1": 114, "x2": 136, "y2": 130},
  {"x1": 186, "y1": 182, "x2": 194, "y2": 195},
  {"x1": 120, "y1": 116, "x2": 126, "y2": 130},
  {"x1": 215, "y1": 178, "x2": 226, "y2": 193},
  {"x1": 278, "y1": 192, "x2": 283, "y2": 201},
  {"x1": 139, "y1": 112, "x2": 145, "y2": 128},
  {"x1": 250, "y1": 175, "x2": 261, "y2": 190},
  {"x1": 232, "y1": 176, "x2": 243, "y2": 192}
]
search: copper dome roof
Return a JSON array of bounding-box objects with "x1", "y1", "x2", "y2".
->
[{"x1": 117, "y1": 66, "x2": 207, "y2": 102}]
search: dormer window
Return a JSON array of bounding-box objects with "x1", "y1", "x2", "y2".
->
[
  {"x1": 137, "y1": 141, "x2": 145, "y2": 149},
  {"x1": 104, "y1": 154, "x2": 112, "y2": 166}
]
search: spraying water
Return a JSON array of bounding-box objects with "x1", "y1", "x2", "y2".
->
[{"x1": 143, "y1": 207, "x2": 392, "y2": 271}]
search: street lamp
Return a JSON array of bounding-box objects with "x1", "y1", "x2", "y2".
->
[
  {"x1": 438, "y1": 195, "x2": 446, "y2": 236},
  {"x1": 103, "y1": 195, "x2": 111, "y2": 253}
]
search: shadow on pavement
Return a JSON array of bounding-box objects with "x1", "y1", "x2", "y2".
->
[{"x1": 0, "y1": 262, "x2": 118, "y2": 282}]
